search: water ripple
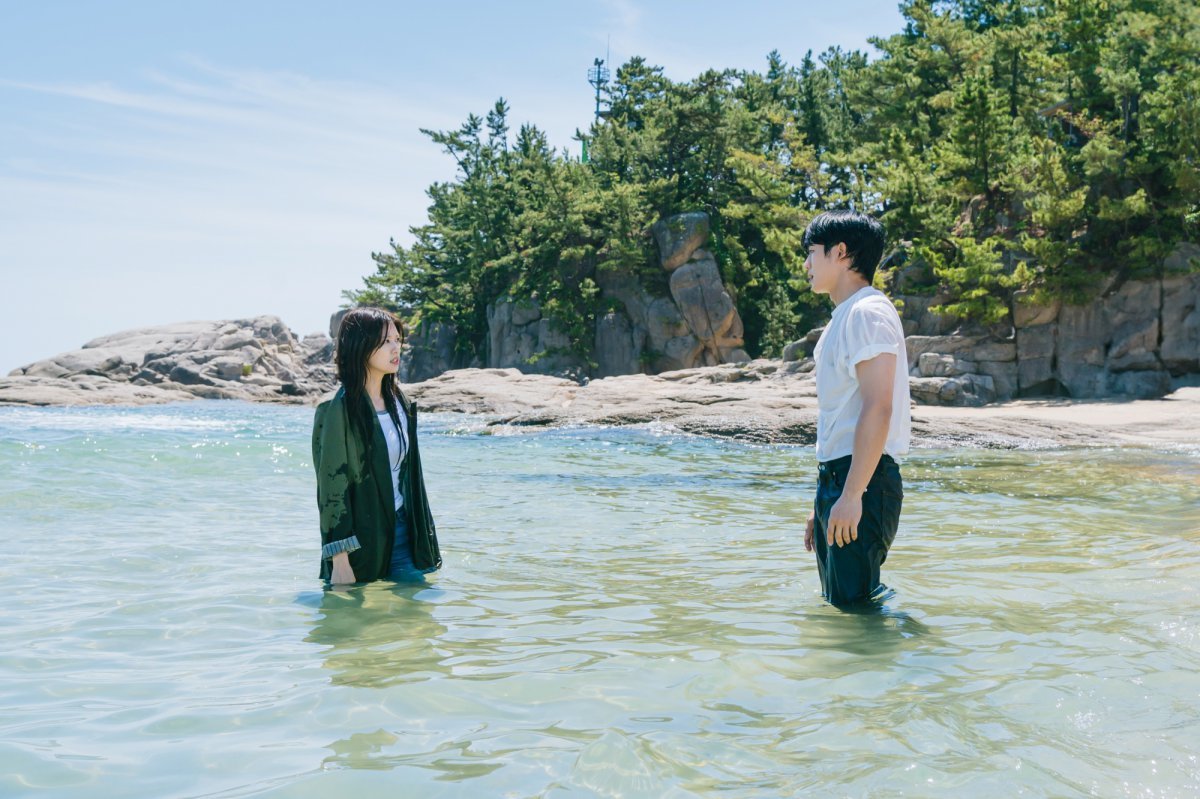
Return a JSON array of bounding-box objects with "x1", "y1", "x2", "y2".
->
[{"x1": 0, "y1": 404, "x2": 1197, "y2": 797}]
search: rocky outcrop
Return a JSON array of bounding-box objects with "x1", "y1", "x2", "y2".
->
[
  {"x1": 402, "y1": 363, "x2": 1200, "y2": 450},
  {"x1": 3, "y1": 316, "x2": 337, "y2": 405},
  {"x1": 594, "y1": 212, "x2": 750, "y2": 374},
  {"x1": 891, "y1": 242, "x2": 1200, "y2": 405},
  {"x1": 383, "y1": 212, "x2": 751, "y2": 382},
  {"x1": 668, "y1": 250, "x2": 749, "y2": 366},
  {"x1": 407, "y1": 360, "x2": 821, "y2": 443},
  {"x1": 485, "y1": 298, "x2": 583, "y2": 376}
]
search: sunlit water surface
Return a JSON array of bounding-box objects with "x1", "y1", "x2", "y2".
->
[{"x1": 1, "y1": 402, "x2": 1197, "y2": 798}]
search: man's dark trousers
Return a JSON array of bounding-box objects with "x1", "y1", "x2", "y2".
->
[{"x1": 813, "y1": 454, "x2": 903, "y2": 606}]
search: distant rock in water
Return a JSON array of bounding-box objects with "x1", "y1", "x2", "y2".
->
[{"x1": 2, "y1": 316, "x2": 337, "y2": 406}]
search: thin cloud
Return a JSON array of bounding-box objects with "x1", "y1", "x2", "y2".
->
[{"x1": 0, "y1": 59, "x2": 465, "y2": 370}]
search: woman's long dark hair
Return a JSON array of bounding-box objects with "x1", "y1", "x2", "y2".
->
[{"x1": 335, "y1": 307, "x2": 406, "y2": 456}]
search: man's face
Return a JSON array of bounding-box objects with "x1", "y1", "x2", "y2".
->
[{"x1": 804, "y1": 242, "x2": 845, "y2": 295}]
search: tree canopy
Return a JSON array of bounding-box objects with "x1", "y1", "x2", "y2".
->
[{"x1": 348, "y1": 0, "x2": 1200, "y2": 363}]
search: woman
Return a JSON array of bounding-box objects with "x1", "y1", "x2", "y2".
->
[{"x1": 312, "y1": 307, "x2": 441, "y2": 585}]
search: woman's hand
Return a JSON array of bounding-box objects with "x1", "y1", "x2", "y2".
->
[
  {"x1": 804, "y1": 509, "x2": 816, "y2": 552},
  {"x1": 330, "y1": 552, "x2": 356, "y2": 585}
]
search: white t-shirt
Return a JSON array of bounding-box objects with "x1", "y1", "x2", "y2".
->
[
  {"x1": 813, "y1": 286, "x2": 911, "y2": 462},
  {"x1": 377, "y1": 410, "x2": 408, "y2": 511}
]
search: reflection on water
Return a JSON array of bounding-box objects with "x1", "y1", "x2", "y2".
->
[
  {"x1": 0, "y1": 403, "x2": 1197, "y2": 797},
  {"x1": 306, "y1": 584, "x2": 449, "y2": 688}
]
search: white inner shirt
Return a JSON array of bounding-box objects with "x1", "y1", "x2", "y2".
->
[
  {"x1": 813, "y1": 285, "x2": 911, "y2": 463},
  {"x1": 377, "y1": 410, "x2": 408, "y2": 511}
]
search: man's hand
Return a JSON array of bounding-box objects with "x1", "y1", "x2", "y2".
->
[
  {"x1": 330, "y1": 552, "x2": 356, "y2": 585},
  {"x1": 805, "y1": 510, "x2": 816, "y2": 552},
  {"x1": 826, "y1": 493, "x2": 863, "y2": 547}
]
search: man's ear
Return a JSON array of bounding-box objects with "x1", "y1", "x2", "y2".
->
[{"x1": 836, "y1": 242, "x2": 848, "y2": 262}]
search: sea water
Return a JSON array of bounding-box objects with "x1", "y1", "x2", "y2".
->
[{"x1": 1, "y1": 401, "x2": 1197, "y2": 798}]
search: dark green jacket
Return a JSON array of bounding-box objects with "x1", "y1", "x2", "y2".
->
[{"x1": 312, "y1": 387, "x2": 441, "y2": 582}]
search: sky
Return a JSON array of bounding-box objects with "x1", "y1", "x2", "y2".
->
[{"x1": 0, "y1": 0, "x2": 905, "y2": 373}]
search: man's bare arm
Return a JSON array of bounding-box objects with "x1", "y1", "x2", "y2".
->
[{"x1": 824, "y1": 352, "x2": 896, "y2": 547}]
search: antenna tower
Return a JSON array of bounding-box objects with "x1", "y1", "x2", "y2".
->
[{"x1": 587, "y1": 57, "x2": 610, "y2": 123}]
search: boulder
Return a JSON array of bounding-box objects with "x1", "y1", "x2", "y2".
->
[
  {"x1": 909, "y1": 373, "x2": 995, "y2": 407},
  {"x1": 917, "y1": 353, "x2": 976, "y2": 378},
  {"x1": 300, "y1": 333, "x2": 334, "y2": 366},
  {"x1": 974, "y1": 360, "x2": 1018, "y2": 400},
  {"x1": 904, "y1": 335, "x2": 1014, "y2": 371},
  {"x1": 15, "y1": 348, "x2": 133, "y2": 380},
  {"x1": 669, "y1": 255, "x2": 741, "y2": 360},
  {"x1": 651, "y1": 212, "x2": 710, "y2": 271},
  {"x1": 782, "y1": 328, "x2": 823, "y2": 362},
  {"x1": 328, "y1": 309, "x2": 350, "y2": 340}
]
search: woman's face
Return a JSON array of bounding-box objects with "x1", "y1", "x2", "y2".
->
[{"x1": 366, "y1": 321, "x2": 402, "y2": 379}]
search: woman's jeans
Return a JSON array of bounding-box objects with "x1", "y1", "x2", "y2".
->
[
  {"x1": 388, "y1": 512, "x2": 426, "y2": 583},
  {"x1": 813, "y1": 454, "x2": 903, "y2": 606}
]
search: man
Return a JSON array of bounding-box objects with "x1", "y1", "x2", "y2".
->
[{"x1": 802, "y1": 211, "x2": 910, "y2": 607}]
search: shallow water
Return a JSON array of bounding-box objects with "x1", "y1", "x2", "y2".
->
[{"x1": 1, "y1": 402, "x2": 1197, "y2": 798}]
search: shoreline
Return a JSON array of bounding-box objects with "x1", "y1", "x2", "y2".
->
[
  {"x1": 4, "y1": 364, "x2": 1199, "y2": 452},
  {"x1": 404, "y1": 368, "x2": 1200, "y2": 451}
]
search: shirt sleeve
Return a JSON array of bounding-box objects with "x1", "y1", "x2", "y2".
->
[{"x1": 843, "y1": 301, "x2": 904, "y2": 379}]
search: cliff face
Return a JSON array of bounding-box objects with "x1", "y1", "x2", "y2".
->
[
  {"x1": 403, "y1": 232, "x2": 1199, "y2": 405},
  {"x1": 900, "y1": 244, "x2": 1200, "y2": 405},
  {"x1": 402, "y1": 212, "x2": 751, "y2": 383}
]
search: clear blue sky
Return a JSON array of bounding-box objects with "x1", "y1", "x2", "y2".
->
[{"x1": 0, "y1": 0, "x2": 904, "y2": 373}]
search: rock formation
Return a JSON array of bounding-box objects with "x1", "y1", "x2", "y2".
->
[
  {"x1": 592, "y1": 212, "x2": 750, "y2": 374},
  {"x1": 886, "y1": 242, "x2": 1199, "y2": 406},
  {"x1": 3, "y1": 316, "x2": 336, "y2": 405}
]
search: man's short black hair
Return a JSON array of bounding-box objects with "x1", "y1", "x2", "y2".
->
[{"x1": 802, "y1": 211, "x2": 887, "y2": 284}]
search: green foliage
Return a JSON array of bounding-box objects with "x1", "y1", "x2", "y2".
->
[
  {"x1": 347, "y1": 0, "x2": 1200, "y2": 366},
  {"x1": 922, "y1": 236, "x2": 1019, "y2": 323}
]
